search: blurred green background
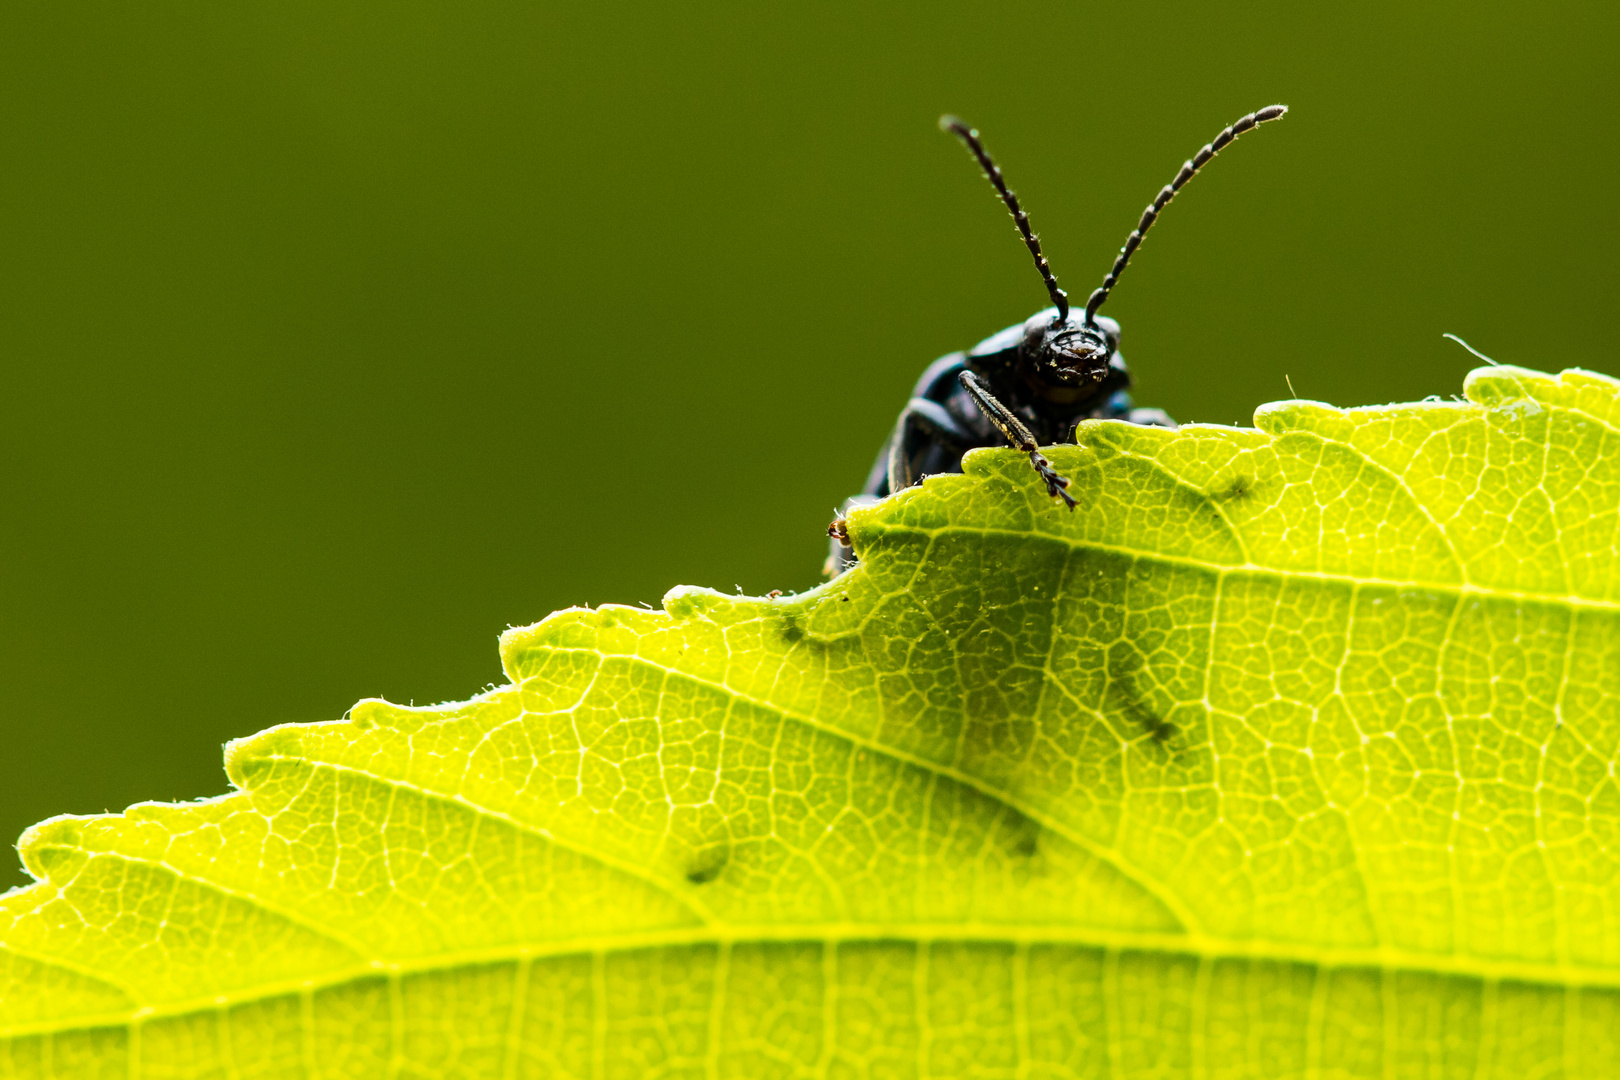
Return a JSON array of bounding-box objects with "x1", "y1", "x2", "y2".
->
[{"x1": 0, "y1": 1, "x2": 1614, "y2": 888}]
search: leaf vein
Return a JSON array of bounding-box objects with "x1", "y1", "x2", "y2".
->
[
  {"x1": 551, "y1": 647, "x2": 1204, "y2": 937},
  {"x1": 252, "y1": 754, "x2": 719, "y2": 928}
]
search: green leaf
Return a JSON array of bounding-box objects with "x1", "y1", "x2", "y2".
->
[{"x1": 5, "y1": 364, "x2": 1620, "y2": 1078}]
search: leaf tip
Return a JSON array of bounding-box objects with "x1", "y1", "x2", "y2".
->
[
  {"x1": 346, "y1": 698, "x2": 396, "y2": 730},
  {"x1": 15, "y1": 815, "x2": 88, "y2": 885},
  {"x1": 1462, "y1": 363, "x2": 1553, "y2": 406},
  {"x1": 662, "y1": 585, "x2": 730, "y2": 621},
  {"x1": 1463, "y1": 364, "x2": 1620, "y2": 414},
  {"x1": 1252, "y1": 397, "x2": 1343, "y2": 435}
]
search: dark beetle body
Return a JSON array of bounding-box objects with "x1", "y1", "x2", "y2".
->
[
  {"x1": 827, "y1": 106, "x2": 1287, "y2": 574},
  {"x1": 827, "y1": 310, "x2": 1171, "y2": 574},
  {"x1": 860, "y1": 309, "x2": 1171, "y2": 502}
]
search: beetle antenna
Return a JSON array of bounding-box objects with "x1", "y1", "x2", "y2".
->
[
  {"x1": 940, "y1": 115, "x2": 1069, "y2": 323},
  {"x1": 1084, "y1": 105, "x2": 1288, "y2": 326}
]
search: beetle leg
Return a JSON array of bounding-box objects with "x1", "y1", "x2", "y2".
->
[
  {"x1": 958, "y1": 370, "x2": 1077, "y2": 509},
  {"x1": 887, "y1": 397, "x2": 977, "y2": 493}
]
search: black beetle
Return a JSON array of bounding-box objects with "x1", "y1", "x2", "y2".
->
[{"x1": 828, "y1": 105, "x2": 1287, "y2": 573}]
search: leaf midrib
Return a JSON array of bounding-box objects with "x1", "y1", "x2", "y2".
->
[{"x1": 5, "y1": 921, "x2": 1617, "y2": 1041}]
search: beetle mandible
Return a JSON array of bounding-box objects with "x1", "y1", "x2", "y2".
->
[{"x1": 827, "y1": 105, "x2": 1288, "y2": 573}]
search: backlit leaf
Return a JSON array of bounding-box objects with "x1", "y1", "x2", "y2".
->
[{"x1": 4, "y1": 365, "x2": 1620, "y2": 1077}]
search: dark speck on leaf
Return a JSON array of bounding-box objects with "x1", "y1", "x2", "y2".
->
[
  {"x1": 1000, "y1": 810, "x2": 1042, "y2": 862},
  {"x1": 685, "y1": 846, "x2": 729, "y2": 885}
]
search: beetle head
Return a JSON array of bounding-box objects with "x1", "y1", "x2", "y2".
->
[
  {"x1": 1022, "y1": 312, "x2": 1119, "y2": 385},
  {"x1": 942, "y1": 106, "x2": 1288, "y2": 388}
]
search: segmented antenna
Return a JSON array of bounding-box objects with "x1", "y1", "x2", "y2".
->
[
  {"x1": 940, "y1": 115, "x2": 1069, "y2": 322},
  {"x1": 1084, "y1": 105, "x2": 1288, "y2": 325}
]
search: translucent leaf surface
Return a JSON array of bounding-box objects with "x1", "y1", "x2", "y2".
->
[{"x1": 5, "y1": 365, "x2": 1620, "y2": 1078}]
